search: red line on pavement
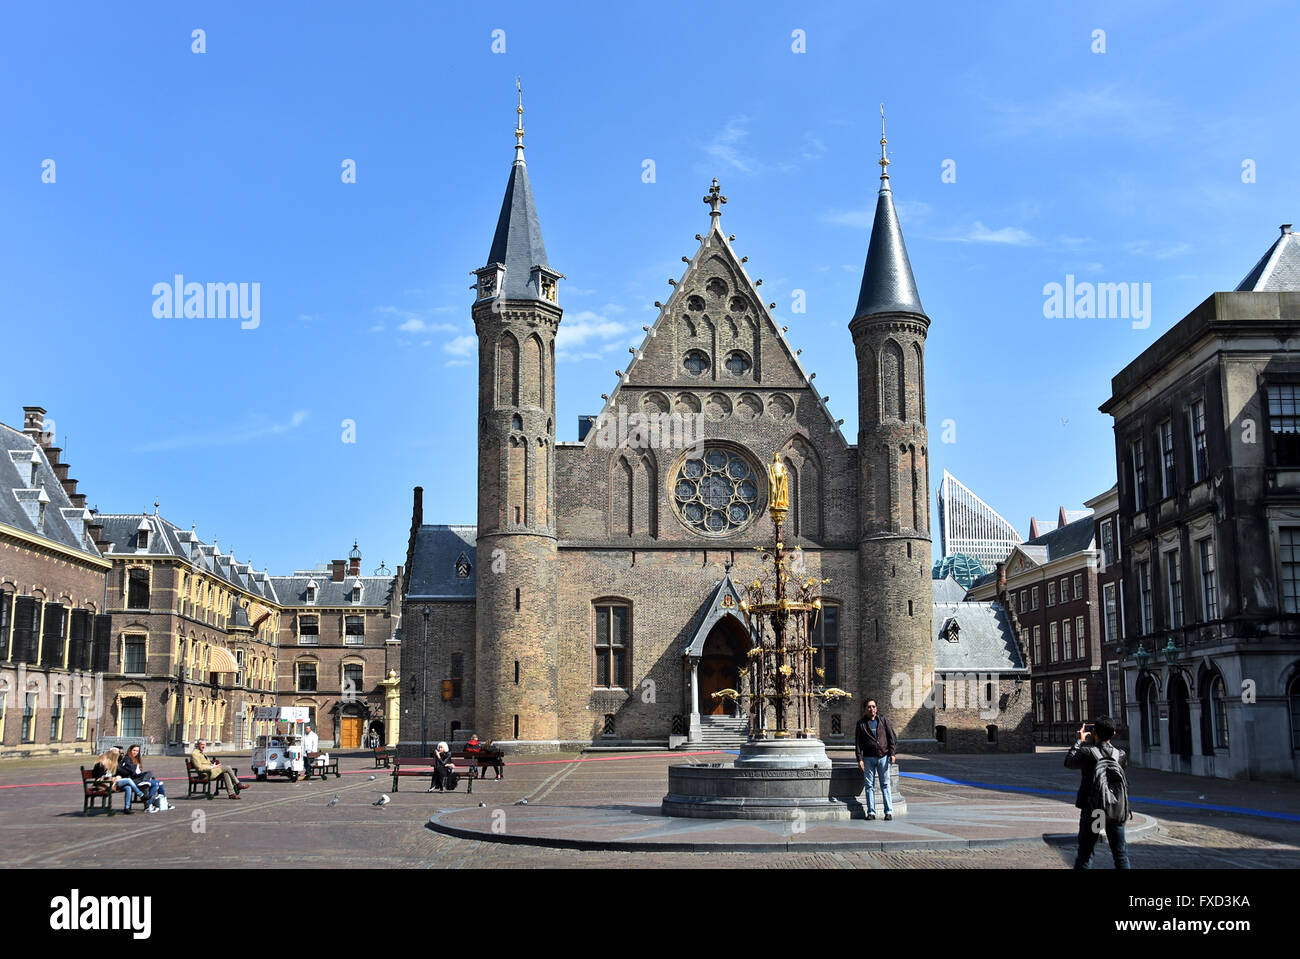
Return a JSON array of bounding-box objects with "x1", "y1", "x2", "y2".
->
[{"x1": 0, "y1": 751, "x2": 730, "y2": 790}]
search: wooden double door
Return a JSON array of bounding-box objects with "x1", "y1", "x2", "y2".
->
[{"x1": 339, "y1": 716, "x2": 363, "y2": 749}]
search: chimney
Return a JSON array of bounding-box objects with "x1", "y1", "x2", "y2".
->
[
  {"x1": 413, "y1": 486, "x2": 423, "y2": 527},
  {"x1": 996, "y1": 561, "x2": 1007, "y2": 596},
  {"x1": 331, "y1": 559, "x2": 346, "y2": 583},
  {"x1": 21, "y1": 406, "x2": 48, "y2": 446},
  {"x1": 1283, "y1": 224, "x2": 1293, "y2": 236},
  {"x1": 53, "y1": 462, "x2": 70, "y2": 483},
  {"x1": 348, "y1": 540, "x2": 362, "y2": 577}
]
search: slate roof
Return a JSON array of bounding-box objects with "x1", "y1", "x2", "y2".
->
[
  {"x1": 683, "y1": 573, "x2": 748, "y2": 657},
  {"x1": 485, "y1": 155, "x2": 553, "y2": 302},
  {"x1": 853, "y1": 172, "x2": 925, "y2": 320},
  {"x1": 1024, "y1": 515, "x2": 1096, "y2": 561},
  {"x1": 269, "y1": 572, "x2": 395, "y2": 608},
  {"x1": 406, "y1": 525, "x2": 478, "y2": 600},
  {"x1": 1235, "y1": 226, "x2": 1300, "y2": 292},
  {"x1": 0, "y1": 423, "x2": 101, "y2": 559},
  {"x1": 933, "y1": 601, "x2": 1027, "y2": 673},
  {"x1": 95, "y1": 511, "x2": 279, "y2": 601},
  {"x1": 931, "y1": 574, "x2": 969, "y2": 603}
]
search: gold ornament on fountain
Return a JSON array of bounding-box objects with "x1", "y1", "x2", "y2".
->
[{"x1": 766, "y1": 452, "x2": 789, "y2": 527}]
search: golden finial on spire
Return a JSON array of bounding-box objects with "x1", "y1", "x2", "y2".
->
[
  {"x1": 878, "y1": 102, "x2": 890, "y2": 180},
  {"x1": 514, "y1": 76, "x2": 525, "y2": 157}
]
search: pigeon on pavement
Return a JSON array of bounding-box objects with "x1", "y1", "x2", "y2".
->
[
  {"x1": 327, "y1": 795, "x2": 339, "y2": 807},
  {"x1": 373, "y1": 794, "x2": 390, "y2": 806}
]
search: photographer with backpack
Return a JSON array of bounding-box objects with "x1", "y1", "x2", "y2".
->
[{"x1": 1065, "y1": 715, "x2": 1132, "y2": 869}]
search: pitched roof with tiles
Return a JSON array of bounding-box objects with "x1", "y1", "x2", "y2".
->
[
  {"x1": 406, "y1": 525, "x2": 478, "y2": 600},
  {"x1": 269, "y1": 570, "x2": 395, "y2": 608},
  {"x1": 0, "y1": 423, "x2": 101, "y2": 560},
  {"x1": 95, "y1": 511, "x2": 279, "y2": 601},
  {"x1": 1236, "y1": 225, "x2": 1300, "y2": 292},
  {"x1": 933, "y1": 601, "x2": 1027, "y2": 673}
]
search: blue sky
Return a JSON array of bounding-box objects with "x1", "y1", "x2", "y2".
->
[{"x1": 1, "y1": 1, "x2": 1295, "y2": 573}]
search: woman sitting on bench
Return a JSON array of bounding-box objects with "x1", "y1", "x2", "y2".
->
[
  {"x1": 427, "y1": 741, "x2": 459, "y2": 792},
  {"x1": 119, "y1": 743, "x2": 167, "y2": 812},
  {"x1": 92, "y1": 747, "x2": 146, "y2": 814}
]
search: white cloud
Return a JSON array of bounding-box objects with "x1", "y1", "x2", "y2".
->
[
  {"x1": 378, "y1": 305, "x2": 459, "y2": 335},
  {"x1": 556, "y1": 309, "x2": 632, "y2": 362},
  {"x1": 705, "y1": 116, "x2": 757, "y2": 174},
  {"x1": 443, "y1": 335, "x2": 477, "y2": 357},
  {"x1": 942, "y1": 221, "x2": 1037, "y2": 246},
  {"x1": 821, "y1": 200, "x2": 930, "y2": 230},
  {"x1": 1124, "y1": 240, "x2": 1192, "y2": 260},
  {"x1": 136, "y1": 410, "x2": 309, "y2": 452},
  {"x1": 444, "y1": 359, "x2": 472, "y2": 368}
]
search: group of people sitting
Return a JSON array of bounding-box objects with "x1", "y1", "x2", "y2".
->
[
  {"x1": 91, "y1": 745, "x2": 170, "y2": 814},
  {"x1": 425, "y1": 734, "x2": 498, "y2": 791}
]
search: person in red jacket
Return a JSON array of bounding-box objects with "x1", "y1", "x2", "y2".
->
[
  {"x1": 854, "y1": 699, "x2": 896, "y2": 820},
  {"x1": 464, "y1": 734, "x2": 483, "y2": 779}
]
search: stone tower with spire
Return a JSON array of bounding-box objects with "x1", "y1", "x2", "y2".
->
[
  {"x1": 472, "y1": 82, "x2": 565, "y2": 744},
  {"x1": 850, "y1": 114, "x2": 935, "y2": 741}
]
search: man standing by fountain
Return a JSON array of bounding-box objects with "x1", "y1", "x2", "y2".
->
[{"x1": 855, "y1": 700, "x2": 896, "y2": 820}]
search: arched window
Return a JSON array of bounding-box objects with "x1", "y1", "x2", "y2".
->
[
  {"x1": 1145, "y1": 682, "x2": 1161, "y2": 748},
  {"x1": 1210, "y1": 674, "x2": 1229, "y2": 749}
]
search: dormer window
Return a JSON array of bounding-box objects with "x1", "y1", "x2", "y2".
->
[
  {"x1": 305, "y1": 580, "x2": 317, "y2": 605},
  {"x1": 351, "y1": 583, "x2": 363, "y2": 604},
  {"x1": 30, "y1": 462, "x2": 39, "y2": 487},
  {"x1": 455, "y1": 553, "x2": 472, "y2": 579},
  {"x1": 137, "y1": 529, "x2": 149, "y2": 550}
]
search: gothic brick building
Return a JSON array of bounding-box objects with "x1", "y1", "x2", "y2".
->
[{"x1": 401, "y1": 110, "x2": 943, "y2": 752}]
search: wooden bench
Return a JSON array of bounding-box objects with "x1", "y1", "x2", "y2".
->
[
  {"x1": 373, "y1": 746, "x2": 391, "y2": 768},
  {"x1": 391, "y1": 755, "x2": 473, "y2": 794},
  {"x1": 450, "y1": 748, "x2": 505, "y2": 780},
  {"x1": 185, "y1": 759, "x2": 239, "y2": 799},
  {"x1": 81, "y1": 767, "x2": 116, "y2": 816},
  {"x1": 304, "y1": 757, "x2": 340, "y2": 780}
]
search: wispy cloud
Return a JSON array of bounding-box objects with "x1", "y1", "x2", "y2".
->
[
  {"x1": 1124, "y1": 239, "x2": 1192, "y2": 260},
  {"x1": 996, "y1": 85, "x2": 1174, "y2": 140},
  {"x1": 705, "y1": 116, "x2": 758, "y2": 174},
  {"x1": 136, "y1": 411, "x2": 309, "y2": 452},
  {"x1": 556, "y1": 308, "x2": 632, "y2": 362},
  {"x1": 443, "y1": 335, "x2": 477, "y2": 357},
  {"x1": 378, "y1": 305, "x2": 459, "y2": 335},
  {"x1": 941, "y1": 221, "x2": 1037, "y2": 246},
  {"x1": 820, "y1": 200, "x2": 931, "y2": 230}
]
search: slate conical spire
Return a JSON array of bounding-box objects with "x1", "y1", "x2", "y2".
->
[
  {"x1": 852, "y1": 109, "x2": 925, "y2": 320},
  {"x1": 483, "y1": 79, "x2": 553, "y2": 303}
]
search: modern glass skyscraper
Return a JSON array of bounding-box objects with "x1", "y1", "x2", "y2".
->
[{"x1": 937, "y1": 470, "x2": 1022, "y2": 572}]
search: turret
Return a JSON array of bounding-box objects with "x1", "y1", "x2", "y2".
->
[
  {"x1": 473, "y1": 81, "x2": 562, "y2": 744},
  {"x1": 850, "y1": 112, "x2": 935, "y2": 741}
]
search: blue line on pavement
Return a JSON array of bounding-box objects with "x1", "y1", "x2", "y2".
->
[{"x1": 899, "y1": 771, "x2": 1300, "y2": 822}]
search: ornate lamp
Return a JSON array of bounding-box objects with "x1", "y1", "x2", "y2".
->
[
  {"x1": 1162, "y1": 637, "x2": 1180, "y2": 665},
  {"x1": 1133, "y1": 642, "x2": 1150, "y2": 671}
]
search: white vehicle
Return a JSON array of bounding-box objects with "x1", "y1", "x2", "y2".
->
[{"x1": 251, "y1": 706, "x2": 309, "y2": 781}]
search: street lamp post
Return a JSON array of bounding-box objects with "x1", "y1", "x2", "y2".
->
[{"x1": 421, "y1": 605, "x2": 432, "y2": 756}]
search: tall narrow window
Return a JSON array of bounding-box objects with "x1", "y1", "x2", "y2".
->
[
  {"x1": 120, "y1": 700, "x2": 143, "y2": 738},
  {"x1": 1079, "y1": 680, "x2": 1089, "y2": 722},
  {"x1": 1103, "y1": 584, "x2": 1119, "y2": 644},
  {"x1": 1107, "y1": 662, "x2": 1121, "y2": 717},
  {"x1": 40, "y1": 603, "x2": 66, "y2": 668},
  {"x1": 298, "y1": 615, "x2": 319, "y2": 645},
  {"x1": 1267, "y1": 384, "x2": 1300, "y2": 467},
  {"x1": 1034, "y1": 683, "x2": 1045, "y2": 723},
  {"x1": 22, "y1": 692, "x2": 37, "y2": 743},
  {"x1": 1210, "y1": 675, "x2": 1229, "y2": 749},
  {"x1": 1073, "y1": 574, "x2": 1083, "y2": 600},
  {"x1": 1131, "y1": 439, "x2": 1147, "y2": 510},
  {"x1": 1158, "y1": 420, "x2": 1175, "y2": 499},
  {"x1": 1146, "y1": 685, "x2": 1161, "y2": 747},
  {"x1": 1198, "y1": 537, "x2": 1219, "y2": 620},
  {"x1": 1283, "y1": 528, "x2": 1300, "y2": 614},
  {"x1": 1189, "y1": 399, "x2": 1208, "y2": 482},
  {"x1": 1052, "y1": 682, "x2": 1062, "y2": 722},
  {"x1": 76, "y1": 696, "x2": 88, "y2": 740},
  {"x1": 812, "y1": 604, "x2": 839, "y2": 686},
  {"x1": 1049, "y1": 622, "x2": 1059, "y2": 662},
  {"x1": 1032, "y1": 626, "x2": 1041, "y2": 666},
  {"x1": 49, "y1": 693, "x2": 64, "y2": 742},
  {"x1": 13, "y1": 597, "x2": 39, "y2": 664},
  {"x1": 1138, "y1": 561, "x2": 1153, "y2": 633},
  {"x1": 593, "y1": 603, "x2": 629, "y2": 688},
  {"x1": 124, "y1": 635, "x2": 147, "y2": 674},
  {"x1": 1062, "y1": 620, "x2": 1072, "y2": 660},
  {"x1": 127, "y1": 568, "x2": 150, "y2": 609},
  {"x1": 1166, "y1": 550, "x2": 1183, "y2": 629},
  {"x1": 1075, "y1": 616, "x2": 1085, "y2": 658},
  {"x1": 1048, "y1": 582, "x2": 1056, "y2": 607},
  {"x1": 1065, "y1": 680, "x2": 1075, "y2": 722},
  {"x1": 0, "y1": 591, "x2": 10, "y2": 660},
  {"x1": 1031, "y1": 586, "x2": 1039, "y2": 610},
  {"x1": 1101, "y1": 522, "x2": 1115, "y2": 567}
]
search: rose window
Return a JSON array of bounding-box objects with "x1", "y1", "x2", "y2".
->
[{"x1": 672, "y1": 447, "x2": 761, "y2": 535}]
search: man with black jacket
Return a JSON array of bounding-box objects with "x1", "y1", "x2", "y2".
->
[
  {"x1": 854, "y1": 699, "x2": 896, "y2": 820},
  {"x1": 1064, "y1": 716, "x2": 1132, "y2": 869}
]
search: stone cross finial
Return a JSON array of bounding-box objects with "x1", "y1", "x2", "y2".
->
[{"x1": 703, "y1": 178, "x2": 727, "y2": 217}]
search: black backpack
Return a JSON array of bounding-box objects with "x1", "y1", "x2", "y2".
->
[{"x1": 1087, "y1": 743, "x2": 1131, "y2": 821}]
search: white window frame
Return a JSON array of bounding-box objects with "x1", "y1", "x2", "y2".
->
[
  {"x1": 1164, "y1": 547, "x2": 1183, "y2": 629},
  {"x1": 1131, "y1": 439, "x2": 1147, "y2": 510},
  {"x1": 1189, "y1": 398, "x2": 1208, "y2": 483},
  {"x1": 1158, "y1": 419, "x2": 1175, "y2": 499},
  {"x1": 1197, "y1": 536, "x2": 1219, "y2": 620},
  {"x1": 1049, "y1": 622, "x2": 1059, "y2": 662}
]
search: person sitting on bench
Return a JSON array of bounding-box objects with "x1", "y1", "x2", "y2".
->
[
  {"x1": 191, "y1": 740, "x2": 249, "y2": 799},
  {"x1": 93, "y1": 747, "x2": 145, "y2": 814},
  {"x1": 427, "y1": 741, "x2": 457, "y2": 792}
]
